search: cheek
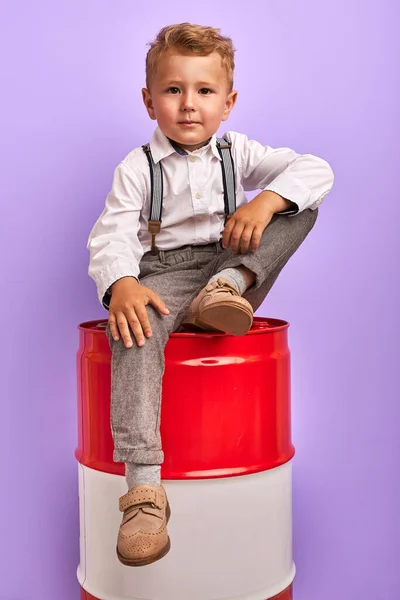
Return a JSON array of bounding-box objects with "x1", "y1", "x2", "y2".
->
[
  {"x1": 203, "y1": 100, "x2": 226, "y2": 121},
  {"x1": 154, "y1": 99, "x2": 177, "y2": 119},
  {"x1": 205, "y1": 104, "x2": 227, "y2": 123}
]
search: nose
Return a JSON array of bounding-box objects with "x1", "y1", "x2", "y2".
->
[{"x1": 180, "y1": 91, "x2": 195, "y2": 112}]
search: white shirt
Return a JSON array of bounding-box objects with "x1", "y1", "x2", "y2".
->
[{"x1": 88, "y1": 127, "x2": 334, "y2": 305}]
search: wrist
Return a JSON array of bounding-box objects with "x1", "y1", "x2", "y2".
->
[
  {"x1": 258, "y1": 190, "x2": 294, "y2": 213},
  {"x1": 110, "y1": 276, "x2": 139, "y2": 292}
]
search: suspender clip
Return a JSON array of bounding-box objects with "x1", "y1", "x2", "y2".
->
[
  {"x1": 148, "y1": 220, "x2": 161, "y2": 254},
  {"x1": 217, "y1": 142, "x2": 232, "y2": 149}
]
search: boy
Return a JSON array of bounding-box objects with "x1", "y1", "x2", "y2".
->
[{"x1": 88, "y1": 23, "x2": 334, "y2": 567}]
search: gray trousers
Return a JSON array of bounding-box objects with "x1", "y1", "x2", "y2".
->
[{"x1": 107, "y1": 209, "x2": 318, "y2": 465}]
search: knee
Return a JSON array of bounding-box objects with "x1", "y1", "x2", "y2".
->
[
  {"x1": 292, "y1": 207, "x2": 318, "y2": 237},
  {"x1": 305, "y1": 207, "x2": 318, "y2": 229},
  {"x1": 106, "y1": 306, "x2": 172, "y2": 352},
  {"x1": 309, "y1": 206, "x2": 318, "y2": 226},
  {"x1": 140, "y1": 305, "x2": 177, "y2": 346}
]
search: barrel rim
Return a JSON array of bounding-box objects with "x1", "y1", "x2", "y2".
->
[{"x1": 78, "y1": 316, "x2": 289, "y2": 336}]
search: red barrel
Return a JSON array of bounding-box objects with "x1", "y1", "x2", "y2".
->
[
  {"x1": 77, "y1": 317, "x2": 295, "y2": 600},
  {"x1": 76, "y1": 317, "x2": 293, "y2": 479}
]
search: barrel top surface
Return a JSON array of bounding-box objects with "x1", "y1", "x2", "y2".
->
[{"x1": 78, "y1": 316, "x2": 289, "y2": 336}]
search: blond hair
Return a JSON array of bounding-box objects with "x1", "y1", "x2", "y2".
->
[{"x1": 145, "y1": 23, "x2": 235, "y2": 90}]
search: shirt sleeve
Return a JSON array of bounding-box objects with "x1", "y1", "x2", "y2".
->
[
  {"x1": 87, "y1": 161, "x2": 144, "y2": 307},
  {"x1": 227, "y1": 132, "x2": 334, "y2": 214}
]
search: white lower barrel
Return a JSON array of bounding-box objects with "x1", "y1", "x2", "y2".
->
[{"x1": 78, "y1": 463, "x2": 294, "y2": 600}]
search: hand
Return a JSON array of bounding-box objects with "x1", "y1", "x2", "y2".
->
[
  {"x1": 108, "y1": 277, "x2": 170, "y2": 348},
  {"x1": 222, "y1": 191, "x2": 294, "y2": 254}
]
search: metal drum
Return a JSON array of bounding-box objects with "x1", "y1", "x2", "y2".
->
[{"x1": 77, "y1": 317, "x2": 294, "y2": 600}]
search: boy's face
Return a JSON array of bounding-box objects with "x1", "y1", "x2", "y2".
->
[{"x1": 142, "y1": 50, "x2": 237, "y2": 151}]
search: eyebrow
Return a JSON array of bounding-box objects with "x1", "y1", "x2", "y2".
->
[{"x1": 162, "y1": 80, "x2": 219, "y2": 89}]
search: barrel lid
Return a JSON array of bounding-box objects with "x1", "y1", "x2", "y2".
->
[{"x1": 78, "y1": 316, "x2": 289, "y2": 335}]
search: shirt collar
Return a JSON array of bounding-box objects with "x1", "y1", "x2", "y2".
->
[{"x1": 149, "y1": 127, "x2": 222, "y2": 163}]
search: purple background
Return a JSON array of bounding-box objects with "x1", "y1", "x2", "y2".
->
[{"x1": 1, "y1": 1, "x2": 398, "y2": 599}]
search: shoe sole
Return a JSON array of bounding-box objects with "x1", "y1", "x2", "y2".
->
[
  {"x1": 186, "y1": 302, "x2": 253, "y2": 336},
  {"x1": 117, "y1": 502, "x2": 171, "y2": 567}
]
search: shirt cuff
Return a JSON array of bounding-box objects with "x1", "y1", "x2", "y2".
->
[
  {"x1": 275, "y1": 204, "x2": 299, "y2": 216},
  {"x1": 264, "y1": 175, "x2": 312, "y2": 214},
  {"x1": 92, "y1": 260, "x2": 140, "y2": 308}
]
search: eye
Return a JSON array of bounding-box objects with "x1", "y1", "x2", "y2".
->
[
  {"x1": 199, "y1": 88, "x2": 213, "y2": 95},
  {"x1": 167, "y1": 87, "x2": 180, "y2": 94}
]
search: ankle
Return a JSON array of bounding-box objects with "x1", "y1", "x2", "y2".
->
[
  {"x1": 236, "y1": 266, "x2": 256, "y2": 289},
  {"x1": 125, "y1": 463, "x2": 161, "y2": 488},
  {"x1": 208, "y1": 267, "x2": 255, "y2": 296}
]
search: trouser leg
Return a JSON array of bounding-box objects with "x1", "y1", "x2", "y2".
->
[
  {"x1": 107, "y1": 249, "x2": 211, "y2": 465},
  {"x1": 208, "y1": 208, "x2": 318, "y2": 311},
  {"x1": 108, "y1": 305, "x2": 171, "y2": 465}
]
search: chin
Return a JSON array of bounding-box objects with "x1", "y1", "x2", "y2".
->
[
  {"x1": 175, "y1": 136, "x2": 204, "y2": 146},
  {"x1": 180, "y1": 135, "x2": 204, "y2": 144}
]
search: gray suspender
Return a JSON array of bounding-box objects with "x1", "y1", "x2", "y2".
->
[
  {"x1": 142, "y1": 143, "x2": 164, "y2": 254},
  {"x1": 215, "y1": 137, "x2": 236, "y2": 220},
  {"x1": 142, "y1": 137, "x2": 236, "y2": 254}
]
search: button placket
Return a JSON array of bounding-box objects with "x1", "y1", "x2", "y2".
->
[
  {"x1": 188, "y1": 154, "x2": 208, "y2": 242},
  {"x1": 188, "y1": 155, "x2": 200, "y2": 241},
  {"x1": 188, "y1": 155, "x2": 203, "y2": 215}
]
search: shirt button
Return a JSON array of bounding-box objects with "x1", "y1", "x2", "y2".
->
[
  {"x1": 195, "y1": 192, "x2": 202, "y2": 199},
  {"x1": 189, "y1": 156, "x2": 197, "y2": 162}
]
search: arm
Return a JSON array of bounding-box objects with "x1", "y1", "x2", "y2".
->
[
  {"x1": 222, "y1": 133, "x2": 334, "y2": 253},
  {"x1": 230, "y1": 132, "x2": 334, "y2": 213},
  {"x1": 87, "y1": 161, "x2": 145, "y2": 308},
  {"x1": 87, "y1": 161, "x2": 169, "y2": 347}
]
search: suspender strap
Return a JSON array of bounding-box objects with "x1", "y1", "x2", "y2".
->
[
  {"x1": 216, "y1": 136, "x2": 236, "y2": 222},
  {"x1": 142, "y1": 143, "x2": 163, "y2": 254},
  {"x1": 142, "y1": 136, "x2": 236, "y2": 252}
]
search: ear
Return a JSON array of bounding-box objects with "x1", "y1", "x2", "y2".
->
[
  {"x1": 142, "y1": 88, "x2": 157, "y2": 120},
  {"x1": 221, "y1": 90, "x2": 238, "y2": 122}
]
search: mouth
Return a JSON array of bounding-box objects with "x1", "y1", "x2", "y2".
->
[{"x1": 178, "y1": 121, "x2": 201, "y2": 126}]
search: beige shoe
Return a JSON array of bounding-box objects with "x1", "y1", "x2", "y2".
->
[
  {"x1": 117, "y1": 484, "x2": 171, "y2": 567},
  {"x1": 184, "y1": 277, "x2": 253, "y2": 336}
]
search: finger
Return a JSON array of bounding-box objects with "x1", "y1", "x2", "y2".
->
[
  {"x1": 116, "y1": 312, "x2": 134, "y2": 348},
  {"x1": 250, "y1": 225, "x2": 264, "y2": 252},
  {"x1": 108, "y1": 313, "x2": 120, "y2": 341},
  {"x1": 230, "y1": 222, "x2": 246, "y2": 254},
  {"x1": 148, "y1": 291, "x2": 170, "y2": 315},
  {"x1": 126, "y1": 309, "x2": 146, "y2": 347},
  {"x1": 222, "y1": 217, "x2": 235, "y2": 249},
  {"x1": 135, "y1": 304, "x2": 152, "y2": 338},
  {"x1": 239, "y1": 224, "x2": 255, "y2": 254}
]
